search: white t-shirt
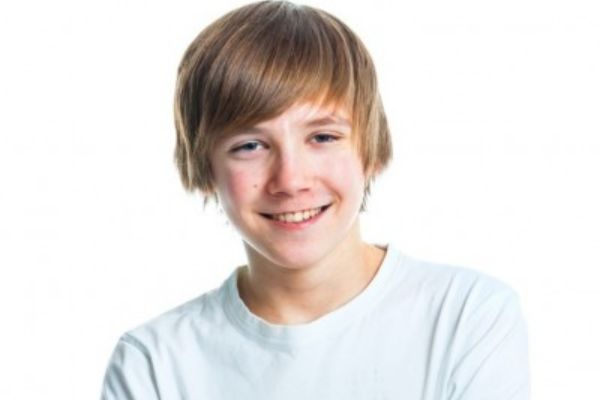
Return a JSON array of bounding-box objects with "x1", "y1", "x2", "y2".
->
[{"x1": 101, "y1": 245, "x2": 529, "y2": 399}]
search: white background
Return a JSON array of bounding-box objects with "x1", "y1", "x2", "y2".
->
[{"x1": 1, "y1": 0, "x2": 598, "y2": 398}]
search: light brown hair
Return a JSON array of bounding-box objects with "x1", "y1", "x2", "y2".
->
[{"x1": 173, "y1": 0, "x2": 392, "y2": 207}]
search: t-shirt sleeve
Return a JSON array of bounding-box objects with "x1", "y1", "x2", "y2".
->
[
  {"x1": 100, "y1": 334, "x2": 160, "y2": 400},
  {"x1": 447, "y1": 286, "x2": 530, "y2": 400}
]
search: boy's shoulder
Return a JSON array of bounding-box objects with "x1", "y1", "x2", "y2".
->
[
  {"x1": 119, "y1": 280, "x2": 232, "y2": 351},
  {"x1": 389, "y1": 249, "x2": 521, "y2": 312},
  {"x1": 401, "y1": 253, "x2": 516, "y2": 293}
]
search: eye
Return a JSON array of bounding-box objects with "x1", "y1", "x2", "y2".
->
[
  {"x1": 230, "y1": 140, "x2": 265, "y2": 153},
  {"x1": 311, "y1": 133, "x2": 340, "y2": 144}
]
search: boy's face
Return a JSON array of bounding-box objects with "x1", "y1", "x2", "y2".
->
[{"x1": 210, "y1": 101, "x2": 367, "y2": 270}]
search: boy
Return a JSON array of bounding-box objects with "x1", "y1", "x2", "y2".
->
[{"x1": 101, "y1": 1, "x2": 529, "y2": 399}]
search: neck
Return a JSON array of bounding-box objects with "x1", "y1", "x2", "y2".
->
[{"x1": 237, "y1": 227, "x2": 386, "y2": 325}]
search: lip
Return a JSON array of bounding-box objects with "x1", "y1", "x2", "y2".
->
[
  {"x1": 259, "y1": 204, "x2": 331, "y2": 231},
  {"x1": 259, "y1": 203, "x2": 331, "y2": 217}
]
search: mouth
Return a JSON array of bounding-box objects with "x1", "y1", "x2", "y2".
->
[{"x1": 259, "y1": 204, "x2": 332, "y2": 224}]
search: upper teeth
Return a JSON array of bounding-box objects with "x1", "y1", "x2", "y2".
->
[{"x1": 271, "y1": 206, "x2": 324, "y2": 223}]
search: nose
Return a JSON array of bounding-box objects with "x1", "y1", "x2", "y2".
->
[{"x1": 266, "y1": 147, "x2": 313, "y2": 197}]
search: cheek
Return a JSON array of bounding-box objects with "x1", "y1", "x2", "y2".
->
[
  {"x1": 217, "y1": 167, "x2": 261, "y2": 204},
  {"x1": 320, "y1": 151, "x2": 366, "y2": 192}
]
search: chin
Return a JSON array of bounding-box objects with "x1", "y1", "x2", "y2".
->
[{"x1": 247, "y1": 240, "x2": 332, "y2": 271}]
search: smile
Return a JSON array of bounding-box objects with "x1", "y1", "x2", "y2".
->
[{"x1": 260, "y1": 204, "x2": 331, "y2": 224}]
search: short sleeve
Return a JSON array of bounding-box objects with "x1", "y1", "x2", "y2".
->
[
  {"x1": 448, "y1": 287, "x2": 530, "y2": 400},
  {"x1": 100, "y1": 335, "x2": 160, "y2": 400}
]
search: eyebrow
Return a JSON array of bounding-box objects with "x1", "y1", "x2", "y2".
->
[{"x1": 304, "y1": 115, "x2": 352, "y2": 128}]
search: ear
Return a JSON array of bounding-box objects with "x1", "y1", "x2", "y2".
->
[
  {"x1": 365, "y1": 161, "x2": 382, "y2": 181},
  {"x1": 199, "y1": 188, "x2": 219, "y2": 209}
]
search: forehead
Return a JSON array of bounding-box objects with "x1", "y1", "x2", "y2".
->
[{"x1": 252, "y1": 101, "x2": 352, "y2": 130}]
